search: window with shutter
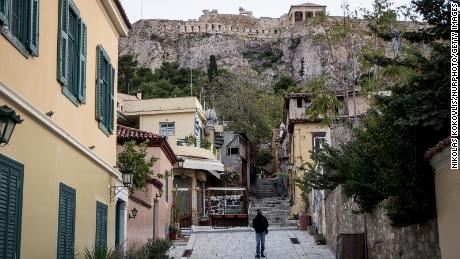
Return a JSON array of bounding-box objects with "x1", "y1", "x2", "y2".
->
[
  {"x1": 96, "y1": 45, "x2": 115, "y2": 135},
  {"x1": 77, "y1": 19, "x2": 86, "y2": 103},
  {"x1": 0, "y1": 0, "x2": 10, "y2": 26},
  {"x1": 0, "y1": 155, "x2": 24, "y2": 259},
  {"x1": 56, "y1": 183, "x2": 76, "y2": 259},
  {"x1": 27, "y1": 0, "x2": 39, "y2": 56},
  {"x1": 95, "y1": 201, "x2": 107, "y2": 249},
  {"x1": 0, "y1": 0, "x2": 39, "y2": 56},
  {"x1": 57, "y1": 0, "x2": 86, "y2": 105}
]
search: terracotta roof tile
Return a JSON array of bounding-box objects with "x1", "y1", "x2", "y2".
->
[
  {"x1": 117, "y1": 125, "x2": 177, "y2": 164},
  {"x1": 424, "y1": 137, "x2": 451, "y2": 160},
  {"x1": 117, "y1": 124, "x2": 164, "y2": 142}
]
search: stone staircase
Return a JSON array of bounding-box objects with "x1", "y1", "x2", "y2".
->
[{"x1": 249, "y1": 178, "x2": 290, "y2": 226}]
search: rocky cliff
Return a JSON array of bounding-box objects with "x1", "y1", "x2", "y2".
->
[{"x1": 119, "y1": 13, "x2": 329, "y2": 88}]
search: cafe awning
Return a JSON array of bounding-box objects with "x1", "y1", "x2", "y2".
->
[{"x1": 180, "y1": 156, "x2": 224, "y2": 179}]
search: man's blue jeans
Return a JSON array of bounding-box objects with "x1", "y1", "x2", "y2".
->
[{"x1": 256, "y1": 232, "x2": 266, "y2": 256}]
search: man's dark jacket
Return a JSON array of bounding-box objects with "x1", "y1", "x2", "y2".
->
[{"x1": 252, "y1": 214, "x2": 269, "y2": 233}]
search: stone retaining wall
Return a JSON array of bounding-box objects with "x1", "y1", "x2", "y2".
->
[{"x1": 324, "y1": 185, "x2": 441, "y2": 259}]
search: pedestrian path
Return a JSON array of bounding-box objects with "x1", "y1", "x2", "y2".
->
[{"x1": 169, "y1": 228, "x2": 334, "y2": 259}]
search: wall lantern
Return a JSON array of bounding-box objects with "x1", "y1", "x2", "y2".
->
[
  {"x1": 121, "y1": 167, "x2": 134, "y2": 187},
  {"x1": 129, "y1": 207, "x2": 138, "y2": 219},
  {"x1": 155, "y1": 189, "x2": 164, "y2": 199},
  {"x1": 110, "y1": 167, "x2": 134, "y2": 202},
  {"x1": 175, "y1": 158, "x2": 184, "y2": 168},
  {"x1": 0, "y1": 105, "x2": 23, "y2": 145}
]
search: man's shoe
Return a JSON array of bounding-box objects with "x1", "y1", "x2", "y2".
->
[
  {"x1": 255, "y1": 256, "x2": 260, "y2": 258},
  {"x1": 261, "y1": 255, "x2": 266, "y2": 258}
]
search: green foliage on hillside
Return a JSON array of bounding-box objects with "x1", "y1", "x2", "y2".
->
[
  {"x1": 117, "y1": 55, "x2": 283, "y2": 146},
  {"x1": 243, "y1": 47, "x2": 284, "y2": 69},
  {"x1": 273, "y1": 75, "x2": 298, "y2": 94},
  {"x1": 297, "y1": 0, "x2": 450, "y2": 227},
  {"x1": 118, "y1": 55, "x2": 206, "y2": 98},
  {"x1": 207, "y1": 55, "x2": 218, "y2": 82}
]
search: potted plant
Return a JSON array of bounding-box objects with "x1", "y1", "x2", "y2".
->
[
  {"x1": 168, "y1": 224, "x2": 178, "y2": 240},
  {"x1": 298, "y1": 187, "x2": 312, "y2": 230}
]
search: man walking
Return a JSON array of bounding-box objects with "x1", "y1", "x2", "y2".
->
[{"x1": 252, "y1": 209, "x2": 269, "y2": 258}]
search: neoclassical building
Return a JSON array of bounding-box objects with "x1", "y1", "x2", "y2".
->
[{"x1": 288, "y1": 3, "x2": 327, "y2": 24}]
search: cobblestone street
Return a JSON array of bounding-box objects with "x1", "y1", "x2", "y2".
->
[{"x1": 169, "y1": 228, "x2": 334, "y2": 259}]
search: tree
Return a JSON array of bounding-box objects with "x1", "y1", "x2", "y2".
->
[
  {"x1": 273, "y1": 75, "x2": 297, "y2": 94},
  {"x1": 118, "y1": 54, "x2": 139, "y2": 94},
  {"x1": 204, "y1": 70, "x2": 283, "y2": 144},
  {"x1": 117, "y1": 59, "x2": 206, "y2": 99},
  {"x1": 207, "y1": 55, "x2": 218, "y2": 82},
  {"x1": 118, "y1": 141, "x2": 158, "y2": 191},
  {"x1": 299, "y1": 0, "x2": 450, "y2": 227},
  {"x1": 299, "y1": 57, "x2": 305, "y2": 79},
  {"x1": 303, "y1": 75, "x2": 342, "y2": 125}
]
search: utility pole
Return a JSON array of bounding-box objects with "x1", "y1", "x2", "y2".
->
[
  {"x1": 190, "y1": 67, "x2": 193, "y2": 96},
  {"x1": 140, "y1": 0, "x2": 143, "y2": 20}
]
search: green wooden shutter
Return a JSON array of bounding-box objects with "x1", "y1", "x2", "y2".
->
[
  {"x1": 0, "y1": 0, "x2": 10, "y2": 26},
  {"x1": 96, "y1": 46, "x2": 105, "y2": 122},
  {"x1": 28, "y1": 0, "x2": 39, "y2": 56},
  {"x1": 57, "y1": 0, "x2": 69, "y2": 85},
  {"x1": 77, "y1": 19, "x2": 87, "y2": 103},
  {"x1": 0, "y1": 155, "x2": 24, "y2": 259},
  {"x1": 95, "y1": 201, "x2": 107, "y2": 249},
  {"x1": 108, "y1": 66, "x2": 115, "y2": 133},
  {"x1": 57, "y1": 183, "x2": 76, "y2": 259}
]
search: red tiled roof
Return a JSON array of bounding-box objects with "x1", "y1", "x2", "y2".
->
[
  {"x1": 117, "y1": 124, "x2": 164, "y2": 142},
  {"x1": 113, "y1": 0, "x2": 132, "y2": 30},
  {"x1": 424, "y1": 137, "x2": 451, "y2": 160},
  {"x1": 117, "y1": 125, "x2": 177, "y2": 164}
]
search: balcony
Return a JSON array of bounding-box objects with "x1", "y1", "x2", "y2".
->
[{"x1": 167, "y1": 135, "x2": 216, "y2": 160}]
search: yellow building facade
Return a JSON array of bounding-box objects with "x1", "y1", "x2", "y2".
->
[
  {"x1": 288, "y1": 122, "x2": 327, "y2": 215},
  {"x1": 281, "y1": 92, "x2": 368, "y2": 235},
  {"x1": 428, "y1": 138, "x2": 460, "y2": 259},
  {"x1": 0, "y1": 0, "x2": 129, "y2": 257},
  {"x1": 122, "y1": 96, "x2": 224, "y2": 226}
]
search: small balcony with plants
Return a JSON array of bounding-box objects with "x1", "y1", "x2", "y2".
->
[{"x1": 173, "y1": 134, "x2": 216, "y2": 160}]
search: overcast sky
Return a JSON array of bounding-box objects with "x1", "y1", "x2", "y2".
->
[{"x1": 119, "y1": 0, "x2": 413, "y2": 23}]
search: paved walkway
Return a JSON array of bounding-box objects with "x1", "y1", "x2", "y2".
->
[{"x1": 169, "y1": 228, "x2": 334, "y2": 259}]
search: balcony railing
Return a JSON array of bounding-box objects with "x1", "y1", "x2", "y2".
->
[{"x1": 176, "y1": 137, "x2": 212, "y2": 150}]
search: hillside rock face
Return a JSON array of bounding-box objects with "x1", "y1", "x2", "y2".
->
[{"x1": 119, "y1": 8, "x2": 329, "y2": 88}]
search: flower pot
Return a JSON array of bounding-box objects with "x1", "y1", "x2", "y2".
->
[
  {"x1": 299, "y1": 214, "x2": 311, "y2": 230},
  {"x1": 169, "y1": 231, "x2": 177, "y2": 240}
]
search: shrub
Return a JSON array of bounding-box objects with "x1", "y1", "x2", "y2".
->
[
  {"x1": 84, "y1": 246, "x2": 112, "y2": 259},
  {"x1": 143, "y1": 239, "x2": 173, "y2": 259}
]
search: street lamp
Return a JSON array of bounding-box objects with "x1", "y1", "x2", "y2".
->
[
  {"x1": 110, "y1": 166, "x2": 134, "y2": 202},
  {"x1": 129, "y1": 207, "x2": 138, "y2": 219},
  {"x1": 155, "y1": 189, "x2": 164, "y2": 199},
  {"x1": 0, "y1": 105, "x2": 23, "y2": 145},
  {"x1": 175, "y1": 158, "x2": 184, "y2": 168},
  {"x1": 121, "y1": 167, "x2": 134, "y2": 187}
]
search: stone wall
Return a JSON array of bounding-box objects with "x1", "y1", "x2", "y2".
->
[
  {"x1": 324, "y1": 185, "x2": 441, "y2": 259},
  {"x1": 324, "y1": 124, "x2": 441, "y2": 259},
  {"x1": 208, "y1": 195, "x2": 244, "y2": 214}
]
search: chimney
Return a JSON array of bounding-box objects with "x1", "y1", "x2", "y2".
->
[{"x1": 136, "y1": 89, "x2": 142, "y2": 100}]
